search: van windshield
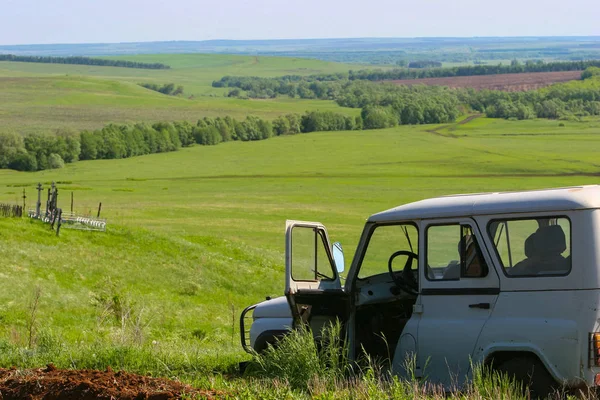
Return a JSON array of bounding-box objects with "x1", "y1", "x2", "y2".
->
[{"x1": 358, "y1": 224, "x2": 418, "y2": 279}]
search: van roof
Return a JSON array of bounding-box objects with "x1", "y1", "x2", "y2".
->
[{"x1": 369, "y1": 185, "x2": 600, "y2": 222}]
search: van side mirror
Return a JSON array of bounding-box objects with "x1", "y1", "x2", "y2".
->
[{"x1": 332, "y1": 242, "x2": 345, "y2": 274}]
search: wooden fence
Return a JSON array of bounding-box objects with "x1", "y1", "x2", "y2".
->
[{"x1": 27, "y1": 182, "x2": 106, "y2": 235}]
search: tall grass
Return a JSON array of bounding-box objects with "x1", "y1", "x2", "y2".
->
[
  {"x1": 245, "y1": 322, "x2": 350, "y2": 391},
  {"x1": 0, "y1": 329, "x2": 239, "y2": 378},
  {"x1": 241, "y1": 323, "x2": 586, "y2": 399},
  {"x1": 0, "y1": 308, "x2": 589, "y2": 399}
]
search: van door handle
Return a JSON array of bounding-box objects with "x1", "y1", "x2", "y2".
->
[{"x1": 469, "y1": 303, "x2": 490, "y2": 309}]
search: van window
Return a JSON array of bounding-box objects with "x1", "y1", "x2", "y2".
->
[
  {"x1": 488, "y1": 217, "x2": 571, "y2": 277},
  {"x1": 426, "y1": 224, "x2": 488, "y2": 280},
  {"x1": 291, "y1": 226, "x2": 334, "y2": 281}
]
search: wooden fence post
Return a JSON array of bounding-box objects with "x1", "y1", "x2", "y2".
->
[
  {"x1": 46, "y1": 188, "x2": 51, "y2": 218},
  {"x1": 56, "y1": 209, "x2": 62, "y2": 236},
  {"x1": 36, "y1": 183, "x2": 42, "y2": 218}
]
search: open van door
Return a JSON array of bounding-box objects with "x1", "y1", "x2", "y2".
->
[{"x1": 285, "y1": 220, "x2": 349, "y2": 332}]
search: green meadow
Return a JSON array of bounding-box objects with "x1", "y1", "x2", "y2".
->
[
  {"x1": 1, "y1": 116, "x2": 599, "y2": 375},
  {"x1": 1, "y1": 53, "x2": 600, "y2": 396},
  {"x1": 0, "y1": 54, "x2": 359, "y2": 135}
]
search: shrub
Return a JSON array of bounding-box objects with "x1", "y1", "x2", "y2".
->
[
  {"x1": 582, "y1": 66, "x2": 600, "y2": 80},
  {"x1": 0, "y1": 132, "x2": 25, "y2": 168},
  {"x1": 8, "y1": 152, "x2": 38, "y2": 171},
  {"x1": 139, "y1": 82, "x2": 182, "y2": 95},
  {"x1": 79, "y1": 131, "x2": 99, "y2": 160},
  {"x1": 193, "y1": 126, "x2": 222, "y2": 145},
  {"x1": 361, "y1": 105, "x2": 398, "y2": 129},
  {"x1": 48, "y1": 153, "x2": 65, "y2": 169}
]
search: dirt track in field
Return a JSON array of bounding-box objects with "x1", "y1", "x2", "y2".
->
[
  {"x1": 389, "y1": 70, "x2": 582, "y2": 91},
  {"x1": 0, "y1": 364, "x2": 225, "y2": 399}
]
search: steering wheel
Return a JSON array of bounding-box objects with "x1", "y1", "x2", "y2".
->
[{"x1": 388, "y1": 250, "x2": 419, "y2": 295}]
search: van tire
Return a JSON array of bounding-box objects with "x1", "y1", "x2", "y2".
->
[
  {"x1": 495, "y1": 355, "x2": 557, "y2": 399},
  {"x1": 254, "y1": 330, "x2": 288, "y2": 353}
]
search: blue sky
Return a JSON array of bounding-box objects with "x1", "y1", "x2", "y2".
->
[{"x1": 2, "y1": 0, "x2": 599, "y2": 45}]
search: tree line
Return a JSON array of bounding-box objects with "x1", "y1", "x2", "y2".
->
[
  {"x1": 461, "y1": 70, "x2": 600, "y2": 120},
  {"x1": 3, "y1": 68, "x2": 599, "y2": 172},
  {"x1": 0, "y1": 54, "x2": 170, "y2": 70},
  {"x1": 347, "y1": 60, "x2": 600, "y2": 81},
  {"x1": 215, "y1": 77, "x2": 463, "y2": 125},
  {"x1": 213, "y1": 66, "x2": 600, "y2": 123},
  {"x1": 337, "y1": 70, "x2": 600, "y2": 123},
  {"x1": 0, "y1": 110, "x2": 368, "y2": 171},
  {"x1": 336, "y1": 82, "x2": 461, "y2": 126},
  {"x1": 213, "y1": 73, "x2": 347, "y2": 99},
  {"x1": 213, "y1": 61, "x2": 600, "y2": 95},
  {"x1": 139, "y1": 83, "x2": 184, "y2": 95}
]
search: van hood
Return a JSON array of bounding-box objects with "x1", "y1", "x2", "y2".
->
[{"x1": 252, "y1": 296, "x2": 291, "y2": 319}]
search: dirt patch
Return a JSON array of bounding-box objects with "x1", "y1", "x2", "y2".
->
[
  {"x1": 389, "y1": 71, "x2": 582, "y2": 91},
  {"x1": 457, "y1": 114, "x2": 483, "y2": 125},
  {"x1": 0, "y1": 365, "x2": 225, "y2": 399}
]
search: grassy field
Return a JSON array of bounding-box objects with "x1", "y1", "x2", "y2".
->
[
  {"x1": 0, "y1": 116, "x2": 599, "y2": 382},
  {"x1": 1, "y1": 53, "x2": 600, "y2": 396},
  {"x1": 0, "y1": 54, "x2": 359, "y2": 135}
]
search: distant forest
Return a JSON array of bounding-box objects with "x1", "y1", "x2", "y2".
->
[
  {"x1": 214, "y1": 61, "x2": 600, "y2": 94},
  {"x1": 259, "y1": 50, "x2": 600, "y2": 66},
  {"x1": 216, "y1": 67, "x2": 600, "y2": 125},
  {"x1": 349, "y1": 60, "x2": 600, "y2": 81},
  {"x1": 0, "y1": 54, "x2": 170, "y2": 70},
  {"x1": 2, "y1": 71, "x2": 600, "y2": 172},
  {"x1": 0, "y1": 111, "x2": 364, "y2": 172},
  {"x1": 2, "y1": 37, "x2": 599, "y2": 66},
  {"x1": 3, "y1": 68, "x2": 600, "y2": 172}
]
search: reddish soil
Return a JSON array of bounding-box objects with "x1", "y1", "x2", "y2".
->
[
  {"x1": 0, "y1": 364, "x2": 225, "y2": 400},
  {"x1": 389, "y1": 70, "x2": 582, "y2": 91}
]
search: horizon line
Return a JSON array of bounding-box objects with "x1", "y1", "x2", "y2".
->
[{"x1": 2, "y1": 35, "x2": 600, "y2": 47}]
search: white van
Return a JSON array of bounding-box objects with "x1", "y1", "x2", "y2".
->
[{"x1": 240, "y1": 185, "x2": 600, "y2": 394}]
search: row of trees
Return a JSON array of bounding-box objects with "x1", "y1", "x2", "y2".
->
[
  {"x1": 213, "y1": 66, "x2": 600, "y2": 123},
  {"x1": 191, "y1": 112, "x2": 365, "y2": 144},
  {"x1": 3, "y1": 69, "x2": 599, "y2": 172},
  {"x1": 336, "y1": 82, "x2": 462, "y2": 125},
  {"x1": 213, "y1": 61, "x2": 600, "y2": 97},
  {"x1": 0, "y1": 130, "x2": 81, "y2": 172},
  {"x1": 213, "y1": 73, "x2": 347, "y2": 99},
  {"x1": 336, "y1": 70, "x2": 600, "y2": 122},
  {"x1": 347, "y1": 60, "x2": 600, "y2": 81},
  {"x1": 217, "y1": 77, "x2": 463, "y2": 125},
  {"x1": 0, "y1": 123, "x2": 194, "y2": 172},
  {"x1": 79, "y1": 122, "x2": 195, "y2": 161},
  {"x1": 258, "y1": 48, "x2": 600, "y2": 66},
  {"x1": 0, "y1": 54, "x2": 170, "y2": 69},
  {"x1": 0, "y1": 110, "x2": 367, "y2": 171},
  {"x1": 461, "y1": 70, "x2": 600, "y2": 120},
  {"x1": 139, "y1": 83, "x2": 184, "y2": 95}
]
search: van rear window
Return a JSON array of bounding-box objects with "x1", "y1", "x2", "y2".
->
[{"x1": 487, "y1": 217, "x2": 571, "y2": 277}]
